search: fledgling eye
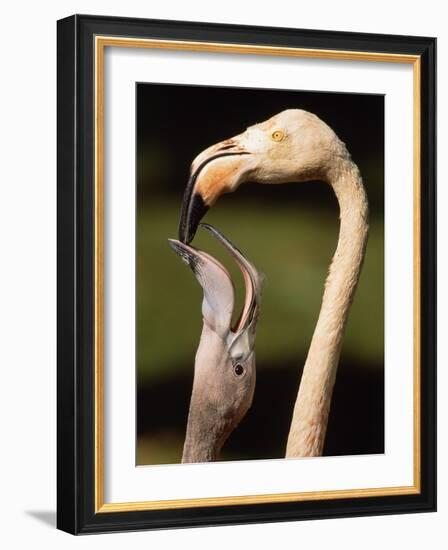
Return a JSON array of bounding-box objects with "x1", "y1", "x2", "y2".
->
[
  {"x1": 233, "y1": 364, "x2": 244, "y2": 377},
  {"x1": 271, "y1": 130, "x2": 285, "y2": 142}
]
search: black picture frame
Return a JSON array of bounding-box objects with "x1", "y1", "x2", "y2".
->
[{"x1": 57, "y1": 14, "x2": 436, "y2": 535}]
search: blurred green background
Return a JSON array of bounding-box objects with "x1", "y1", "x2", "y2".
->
[{"x1": 136, "y1": 84, "x2": 384, "y2": 465}]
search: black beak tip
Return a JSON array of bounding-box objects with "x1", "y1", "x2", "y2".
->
[
  {"x1": 178, "y1": 193, "x2": 209, "y2": 244},
  {"x1": 178, "y1": 223, "x2": 194, "y2": 245}
]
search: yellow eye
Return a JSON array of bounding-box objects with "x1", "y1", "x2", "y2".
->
[{"x1": 271, "y1": 130, "x2": 285, "y2": 142}]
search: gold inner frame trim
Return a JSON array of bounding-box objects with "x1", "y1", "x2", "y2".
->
[{"x1": 94, "y1": 35, "x2": 421, "y2": 513}]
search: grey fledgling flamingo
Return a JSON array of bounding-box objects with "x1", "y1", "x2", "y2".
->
[{"x1": 169, "y1": 224, "x2": 263, "y2": 463}]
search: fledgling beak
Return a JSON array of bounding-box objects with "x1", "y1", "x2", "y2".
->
[
  {"x1": 168, "y1": 223, "x2": 262, "y2": 337},
  {"x1": 178, "y1": 139, "x2": 251, "y2": 244}
]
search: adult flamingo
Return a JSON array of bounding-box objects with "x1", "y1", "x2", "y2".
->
[{"x1": 178, "y1": 109, "x2": 369, "y2": 457}]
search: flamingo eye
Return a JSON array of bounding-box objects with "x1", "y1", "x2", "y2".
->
[
  {"x1": 271, "y1": 130, "x2": 285, "y2": 142},
  {"x1": 233, "y1": 364, "x2": 244, "y2": 376}
]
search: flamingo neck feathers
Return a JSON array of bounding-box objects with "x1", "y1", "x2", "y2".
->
[
  {"x1": 182, "y1": 324, "x2": 237, "y2": 463},
  {"x1": 286, "y1": 155, "x2": 369, "y2": 457}
]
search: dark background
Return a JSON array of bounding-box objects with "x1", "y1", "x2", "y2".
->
[{"x1": 136, "y1": 83, "x2": 384, "y2": 465}]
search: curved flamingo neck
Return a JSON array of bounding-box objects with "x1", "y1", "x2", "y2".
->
[{"x1": 285, "y1": 158, "x2": 369, "y2": 457}]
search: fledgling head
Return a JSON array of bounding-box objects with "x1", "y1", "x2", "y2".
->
[{"x1": 169, "y1": 224, "x2": 263, "y2": 463}]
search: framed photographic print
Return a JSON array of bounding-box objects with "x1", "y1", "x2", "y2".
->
[{"x1": 57, "y1": 14, "x2": 436, "y2": 534}]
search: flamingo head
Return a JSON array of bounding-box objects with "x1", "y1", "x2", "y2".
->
[
  {"x1": 169, "y1": 224, "x2": 263, "y2": 462},
  {"x1": 179, "y1": 109, "x2": 345, "y2": 243}
]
